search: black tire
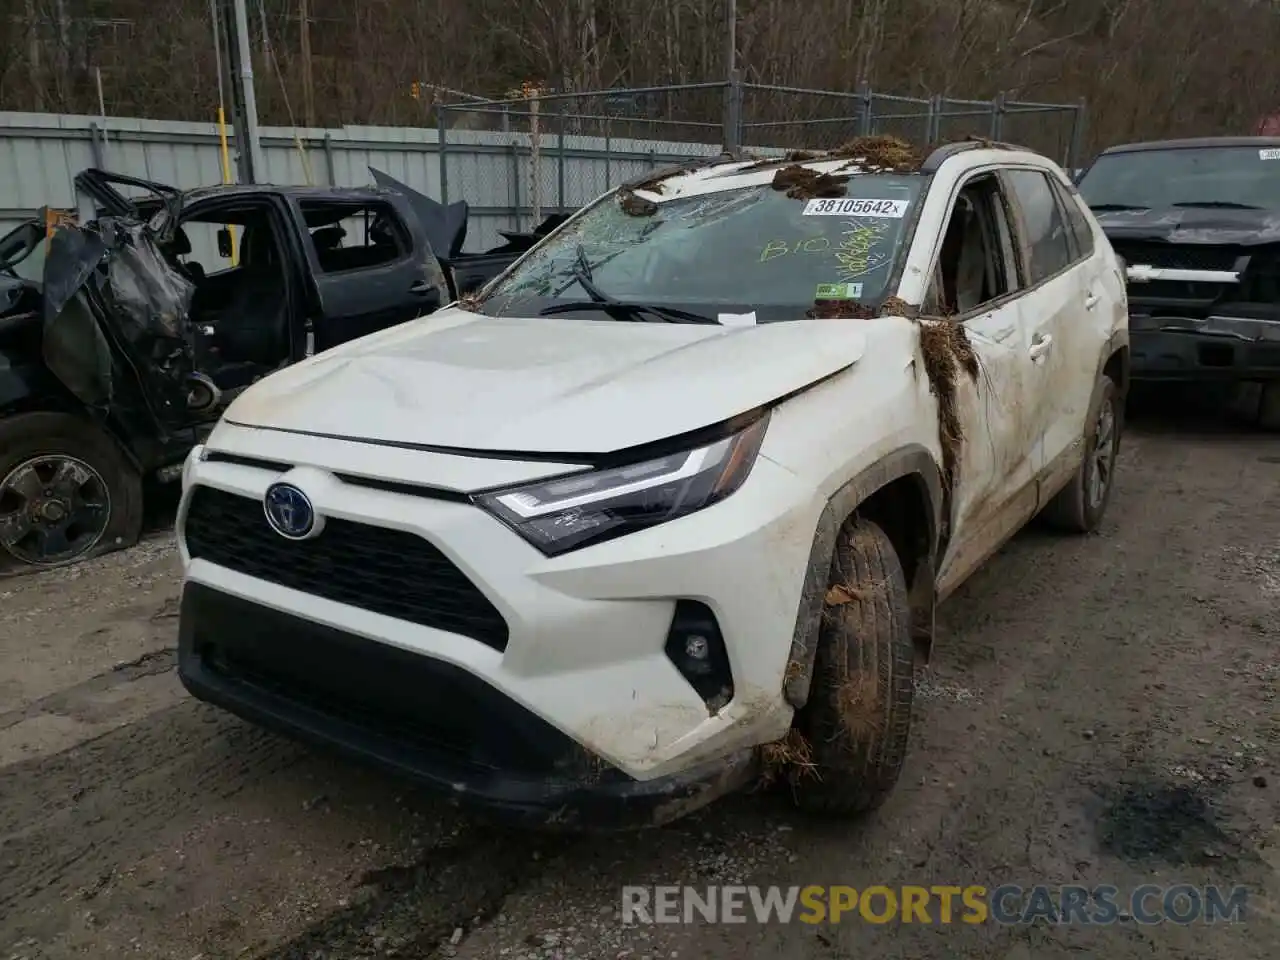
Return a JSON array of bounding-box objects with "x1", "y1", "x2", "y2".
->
[
  {"x1": 1259, "y1": 382, "x2": 1280, "y2": 432},
  {"x1": 790, "y1": 516, "x2": 915, "y2": 817},
  {"x1": 0, "y1": 411, "x2": 143, "y2": 569},
  {"x1": 1042, "y1": 375, "x2": 1121, "y2": 534}
]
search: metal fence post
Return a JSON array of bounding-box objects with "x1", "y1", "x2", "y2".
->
[
  {"x1": 926, "y1": 94, "x2": 942, "y2": 142},
  {"x1": 1069, "y1": 98, "x2": 1088, "y2": 169},
  {"x1": 88, "y1": 122, "x2": 105, "y2": 168},
  {"x1": 557, "y1": 108, "x2": 567, "y2": 213},
  {"x1": 502, "y1": 105, "x2": 521, "y2": 230},
  {"x1": 322, "y1": 132, "x2": 336, "y2": 185},
  {"x1": 604, "y1": 131, "x2": 612, "y2": 189},
  {"x1": 436, "y1": 105, "x2": 449, "y2": 206},
  {"x1": 857, "y1": 81, "x2": 873, "y2": 136},
  {"x1": 724, "y1": 71, "x2": 743, "y2": 152},
  {"x1": 991, "y1": 91, "x2": 1006, "y2": 140}
]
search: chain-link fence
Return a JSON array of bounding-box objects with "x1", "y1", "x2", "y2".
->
[{"x1": 438, "y1": 81, "x2": 1085, "y2": 247}]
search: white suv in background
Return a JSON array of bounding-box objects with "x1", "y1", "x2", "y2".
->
[{"x1": 176, "y1": 139, "x2": 1129, "y2": 829}]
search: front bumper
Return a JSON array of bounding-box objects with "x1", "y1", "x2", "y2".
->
[
  {"x1": 1128, "y1": 313, "x2": 1280, "y2": 381},
  {"x1": 177, "y1": 425, "x2": 819, "y2": 786},
  {"x1": 178, "y1": 583, "x2": 758, "y2": 830}
]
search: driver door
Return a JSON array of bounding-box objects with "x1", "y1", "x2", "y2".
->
[{"x1": 926, "y1": 172, "x2": 1042, "y2": 600}]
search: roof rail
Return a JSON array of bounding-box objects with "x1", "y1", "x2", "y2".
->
[
  {"x1": 920, "y1": 138, "x2": 1032, "y2": 173},
  {"x1": 617, "y1": 150, "x2": 751, "y2": 193}
]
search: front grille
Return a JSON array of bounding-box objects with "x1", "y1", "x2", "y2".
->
[
  {"x1": 1112, "y1": 241, "x2": 1240, "y2": 273},
  {"x1": 184, "y1": 583, "x2": 622, "y2": 780},
  {"x1": 184, "y1": 486, "x2": 509, "y2": 650}
]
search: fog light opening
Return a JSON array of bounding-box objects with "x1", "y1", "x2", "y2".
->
[{"x1": 665, "y1": 600, "x2": 734, "y2": 713}]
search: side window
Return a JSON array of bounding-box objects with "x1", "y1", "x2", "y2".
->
[
  {"x1": 923, "y1": 173, "x2": 1022, "y2": 316},
  {"x1": 298, "y1": 200, "x2": 410, "y2": 274},
  {"x1": 1049, "y1": 176, "x2": 1095, "y2": 260},
  {"x1": 176, "y1": 217, "x2": 245, "y2": 277},
  {"x1": 1003, "y1": 169, "x2": 1073, "y2": 283}
]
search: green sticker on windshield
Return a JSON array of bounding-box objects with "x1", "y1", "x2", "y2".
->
[{"x1": 815, "y1": 282, "x2": 863, "y2": 300}]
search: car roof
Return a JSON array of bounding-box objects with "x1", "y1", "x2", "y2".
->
[
  {"x1": 1099, "y1": 136, "x2": 1280, "y2": 155},
  {"x1": 176, "y1": 183, "x2": 394, "y2": 205},
  {"x1": 618, "y1": 141, "x2": 1053, "y2": 202}
]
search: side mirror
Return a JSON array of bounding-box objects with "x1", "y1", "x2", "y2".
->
[{"x1": 216, "y1": 226, "x2": 234, "y2": 259}]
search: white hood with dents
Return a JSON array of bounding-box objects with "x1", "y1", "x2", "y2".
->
[{"x1": 223, "y1": 306, "x2": 867, "y2": 454}]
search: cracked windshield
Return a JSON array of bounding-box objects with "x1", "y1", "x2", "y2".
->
[{"x1": 474, "y1": 175, "x2": 924, "y2": 324}]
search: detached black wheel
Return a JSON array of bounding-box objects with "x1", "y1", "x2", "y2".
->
[
  {"x1": 789, "y1": 516, "x2": 915, "y2": 817},
  {"x1": 1042, "y1": 374, "x2": 1121, "y2": 533},
  {"x1": 0, "y1": 412, "x2": 143, "y2": 568}
]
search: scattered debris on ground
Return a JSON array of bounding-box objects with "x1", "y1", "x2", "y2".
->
[
  {"x1": 1094, "y1": 779, "x2": 1255, "y2": 867},
  {"x1": 4, "y1": 405, "x2": 1278, "y2": 960}
]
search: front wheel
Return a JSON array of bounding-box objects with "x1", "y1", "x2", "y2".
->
[
  {"x1": 788, "y1": 516, "x2": 915, "y2": 817},
  {"x1": 1042, "y1": 375, "x2": 1121, "y2": 534},
  {"x1": 0, "y1": 412, "x2": 143, "y2": 569}
]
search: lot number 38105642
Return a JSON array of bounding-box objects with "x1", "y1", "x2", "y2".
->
[{"x1": 802, "y1": 198, "x2": 909, "y2": 218}]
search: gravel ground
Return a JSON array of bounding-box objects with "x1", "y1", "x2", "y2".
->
[{"x1": 1, "y1": 391, "x2": 1277, "y2": 959}]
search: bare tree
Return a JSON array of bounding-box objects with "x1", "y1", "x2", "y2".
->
[{"x1": 1, "y1": 0, "x2": 1278, "y2": 156}]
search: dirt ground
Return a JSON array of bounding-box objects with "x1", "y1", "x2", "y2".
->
[{"x1": 1, "y1": 389, "x2": 1278, "y2": 960}]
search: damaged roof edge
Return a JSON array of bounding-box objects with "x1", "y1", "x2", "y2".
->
[
  {"x1": 618, "y1": 150, "x2": 756, "y2": 195},
  {"x1": 919, "y1": 139, "x2": 1031, "y2": 173}
]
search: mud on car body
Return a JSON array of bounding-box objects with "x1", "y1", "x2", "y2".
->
[
  {"x1": 176, "y1": 139, "x2": 1130, "y2": 829},
  {"x1": 1076, "y1": 137, "x2": 1280, "y2": 427}
]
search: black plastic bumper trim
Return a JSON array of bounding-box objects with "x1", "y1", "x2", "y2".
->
[{"x1": 177, "y1": 582, "x2": 756, "y2": 830}]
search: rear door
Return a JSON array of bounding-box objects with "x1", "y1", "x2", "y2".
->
[
  {"x1": 999, "y1": 167, "x2": 1099, "y2": 497},
  {"x1": 288, "y1": 192, "x2": 448, "y2": 353}
]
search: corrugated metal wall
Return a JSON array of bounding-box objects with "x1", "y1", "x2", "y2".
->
[{"x1": 0, "y1": 111, "x2": 734, "y2": 253}]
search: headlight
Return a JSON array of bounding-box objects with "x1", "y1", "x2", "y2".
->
[{"x1": 475, "y1": 414, "x2": 770, "y2": 556}]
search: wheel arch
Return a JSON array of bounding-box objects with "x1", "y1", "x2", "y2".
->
[
  {"x1": 1101, "y1": 330, "x2": 1131, "y2": 400},
  {"x1": 783, "y1": 444, "x2": 942, "y2": 709}
]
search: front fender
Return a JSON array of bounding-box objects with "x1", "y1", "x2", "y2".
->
[{"x1": 782, "y1": 444, "x2": 942, "y2": 708}]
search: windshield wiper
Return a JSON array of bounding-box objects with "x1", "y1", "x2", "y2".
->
[
  {"x1": 1088, "y1": 203, "x2": 1149, "y2": 211},
  {"x1": 539, "y1": 300, "x2": 720, "y2": 325},
  {"x1": 1171, "y1": 201, "x2": 1262, "y2": 209},
  {"x1": 572, "y1": 244, "x2": 611, "y2": 303},
  {"x1": 539, "y1": 245, "x2": 719, "y2": 324}
]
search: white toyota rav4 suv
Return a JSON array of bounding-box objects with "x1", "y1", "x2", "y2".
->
[{"x1": 176, "y1": 138, "x2": 1129, "y2": 830}]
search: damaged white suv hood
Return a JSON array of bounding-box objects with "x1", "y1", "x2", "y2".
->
[{"x1": 223, "y1": 307, "x2": 866, "y2": 454}]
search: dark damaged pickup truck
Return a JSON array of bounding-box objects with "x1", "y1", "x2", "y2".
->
[
  {"x1": 1075, "y1": 137, "x2": 1280, "y2": 427},
  {"x1": 0, "y1": 168, "x2": 569, "y2": 570}
]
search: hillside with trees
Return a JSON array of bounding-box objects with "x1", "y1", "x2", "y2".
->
[{"x1": 2, "y1": 0, "x2": 1277, "y2": 154}]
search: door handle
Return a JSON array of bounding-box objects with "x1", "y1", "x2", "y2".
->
[
  {"x1": 1084, "y1": 292, "x2": 1100, "y2": 310},
  {"x1": 408, "y1": 279, "x2": 431, "y2": 294},
  {"x1": 1029, "y1": 333, "x2": 1054, "y2": 361}
]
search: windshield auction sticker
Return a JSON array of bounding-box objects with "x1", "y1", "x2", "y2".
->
[
  {"x1": 1260, "y1": 148, "x2": 1280, "y2": 160},
  {"x1": 815, "y1": 282, "x2": 863, "y2": 299},
  {"x1": 803, "y1": 198, "x2": 908, "y2": 217}
]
